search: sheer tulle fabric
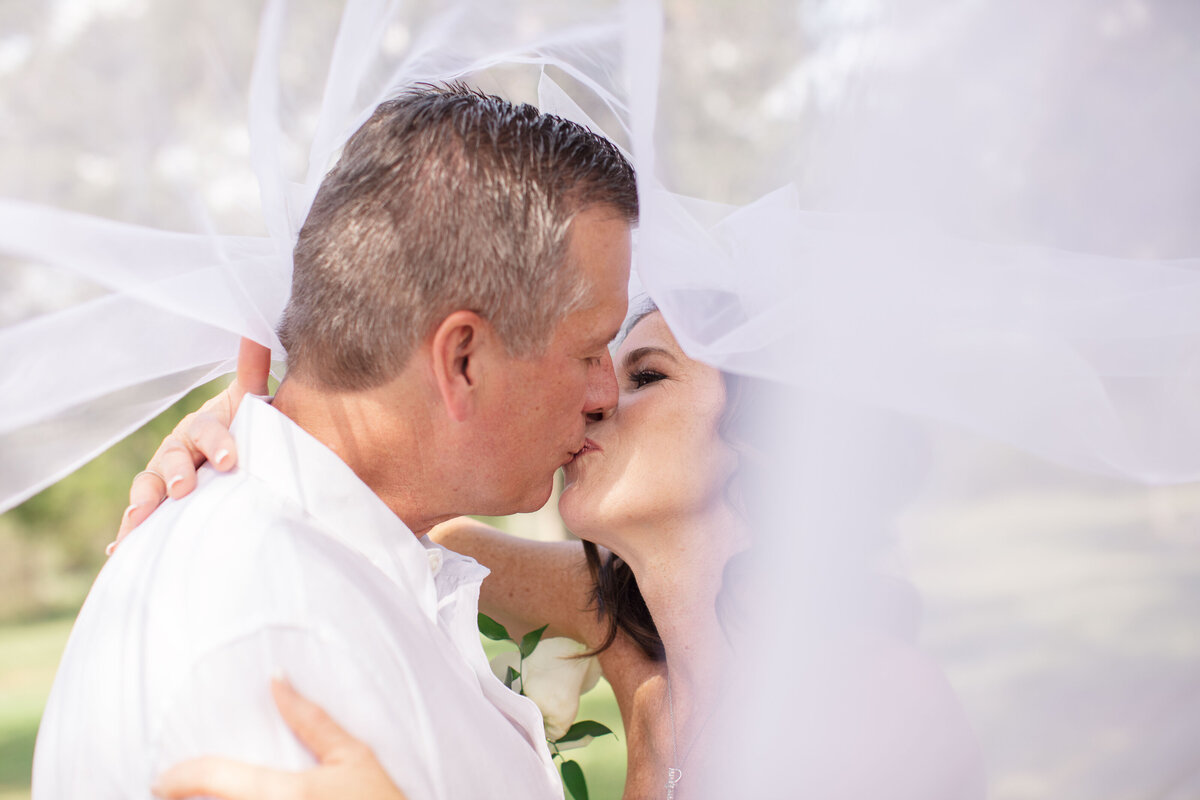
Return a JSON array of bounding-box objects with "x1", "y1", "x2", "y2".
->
[
  {"x1": 634, "y1": 4, "x2": 1200, "y2": 798},
  {"x1": 3, "y1": 1, "x2": 1200, "y2": 797},
  {"x1": 0, "y1": 0, "x2": 628, "y2": 509}
]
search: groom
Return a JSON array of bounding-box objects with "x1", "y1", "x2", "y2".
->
[{"x1": 33, "y1": 85, "x2": 635, "y2": 799}]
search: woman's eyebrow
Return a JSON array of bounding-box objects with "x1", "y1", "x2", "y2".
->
[{"x1": 622, "y1": 346, "x2": 678, "y2": 369}]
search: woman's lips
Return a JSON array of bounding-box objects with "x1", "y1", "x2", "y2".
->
[{"x1": 569, "y1": 438, "x2": 601, "y2": 463}]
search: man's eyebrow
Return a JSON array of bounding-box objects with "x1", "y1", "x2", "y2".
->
[{"x1": 622, "y1": 346, "x2": 678, "y2": 369}]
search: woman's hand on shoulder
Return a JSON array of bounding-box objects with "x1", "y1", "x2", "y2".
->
[
  {"x1": 153, "y1": 677, "x2": 407, "y2": 800},
  {"x1": 111, "y1": 339, "x2": 271, "y2": 552}
]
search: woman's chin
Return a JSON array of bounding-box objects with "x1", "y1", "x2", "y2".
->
[
  {"x1": 557, "y1": 490, "x2": 605, "y2": 543},
  {"x1": 557, "y1": 488, "x2": 585, "y2": 532}
]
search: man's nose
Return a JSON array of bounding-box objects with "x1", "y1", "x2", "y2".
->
[{"x1": 584, "y1": 349, "x2": 618, "y2": 422}]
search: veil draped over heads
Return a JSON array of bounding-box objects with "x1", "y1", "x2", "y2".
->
[
  {"x1": 0, "y1": 0, "x2": 629, "y2": 511},
  {"x1": 636, "y1": 3, "x2": 1200, "y2": 798},
  {"x1": 4, "y1": 1, "x2": 1200, "y2": 797}
]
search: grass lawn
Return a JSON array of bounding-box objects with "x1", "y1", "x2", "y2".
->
[
  {"x1": 0, "y1": 616, "x2": 73, "y2": 800},
  {"x1": 0, "y1": 617, "x2": 625, "y2": 800},
  {"x1": 569, "y1": 678, "x2": 627, "y2": 799}
]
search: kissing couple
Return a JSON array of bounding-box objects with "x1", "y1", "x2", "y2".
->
[{"x1": 35, "y1": 83, "x2": 975, "y2": 800}]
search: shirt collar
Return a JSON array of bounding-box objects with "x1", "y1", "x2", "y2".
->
[{"x1": 230, "y1": 396, "x2": 461, "y2": 620}]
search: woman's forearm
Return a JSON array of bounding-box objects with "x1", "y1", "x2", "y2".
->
[{"x1": 430, "y1": 518, "x2": 604, "y2": 645}]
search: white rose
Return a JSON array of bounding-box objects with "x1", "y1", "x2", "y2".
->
[{"x1": 490, "y1": 636, "x2": 603, "y2": 742}]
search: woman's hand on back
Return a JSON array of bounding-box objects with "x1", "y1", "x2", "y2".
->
[
  {"x1": 110, "y1": 339, "x2": 271, "y2": 552},
  {"x1": 153, "y1": 677, "x2": 408, "y2": 800}
]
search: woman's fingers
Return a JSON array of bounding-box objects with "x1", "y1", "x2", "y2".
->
[
  {"x1": 153, "y1": 756, "x2": 304, "y2": 800},
  {"x1": 270, "y1": 678, "x2": 362, "y2": 762},
  {"x1": 113, "y1": 470, "x2": 170, "y2": 544},
  {"x1": 266, "y1": 679, "x2": 408, "y2": 798},
  {"x1": 109, "y1": 340, "x2": 265, "y2": 554},
  {"x1": 155, "y1": 681, "x2": 409, "y2": 800},
  {"x1": 145, "y1": 389, "x2": 244, "y2": 496},
  {"x1": 109, "y1": 394, "x2": 242, "y2": 552},
  {"x1": 177, "y1": 412, "x2": 240, "y2": 473},
  {"x1": 108, "y1": 442, "x2": 183, "y2": 552},
  {"x1": 236, "y1": 338, "x2": 272, "y2": 397},
  {"x1": 157, "y1": 437, "x2": 202, "y2": 499}
]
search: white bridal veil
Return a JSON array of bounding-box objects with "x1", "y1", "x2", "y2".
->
[{"x1": 4, "y1": 0, "x2": 1200, "y2": 797}]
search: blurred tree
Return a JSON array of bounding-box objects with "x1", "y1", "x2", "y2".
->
[{"x1": 0, "y1": 380, "x2": 228, "y2": 622}]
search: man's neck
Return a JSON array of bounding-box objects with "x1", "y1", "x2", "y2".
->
[{"x1": 270, "y1": 375, "x2": 457, "y2": 535}]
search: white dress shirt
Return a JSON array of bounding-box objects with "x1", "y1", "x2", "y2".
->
[{"x1": 33, "y1": 397, "x2": 563, "y2": 800}]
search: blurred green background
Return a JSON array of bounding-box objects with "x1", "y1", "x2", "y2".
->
[{"x1": 0, "y1": 381, "x2": 626, "y2": 800}]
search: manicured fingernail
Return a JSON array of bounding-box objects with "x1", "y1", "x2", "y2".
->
[
  {"x1": 105, "y1": 540, "x2": 118, "y2": 556},
  {"x1": 214, "y1": 449, "x2": 231, "y2": 468},
  {"x1": 166, "y1": 475, "x2": 184, "y2": 492}
]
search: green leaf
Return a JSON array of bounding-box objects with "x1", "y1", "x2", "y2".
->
[
  {"x1": 504, "y1": 666, "x2": 521, "y2": 691},
  {"x1": 560, "y1": 759, "x2": 588, "y2": 800},
  {"x1": 478, "y1": 613, "x2": 512, "y2": 642},
  {"x1": 555, "y1": 720, "x2": 615, "y2": 744},
  {"x1": 519, "y1": 623, "x2": 549, "y2": 659}
]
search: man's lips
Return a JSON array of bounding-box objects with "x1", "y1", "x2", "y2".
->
[{"x1": 569, "y1": 438, "x2": 601, "y2": 462}]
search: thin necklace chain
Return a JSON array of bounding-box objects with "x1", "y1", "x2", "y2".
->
[
  {"x1": 666, "y1": 671, "x2": 682, "y2": 800},
  {"x1": 666, "y1": 669, "x2": 720, "y2": 800}
]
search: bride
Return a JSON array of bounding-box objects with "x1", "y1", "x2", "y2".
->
[{"x1": 121, "y1": 304, "x2": 980, "y2": 800}]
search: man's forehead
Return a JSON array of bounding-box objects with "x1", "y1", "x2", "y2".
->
[{"x1": 563, "y1": 207, "x2": 631, "y2": 335}]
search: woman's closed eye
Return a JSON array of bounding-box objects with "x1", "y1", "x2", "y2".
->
[
  {"x1": 620, "y1": 345, "x2": 677, "y2": 389},
  {"x1": 628, "y1": 368, "x2": 667, "y2": 389}
]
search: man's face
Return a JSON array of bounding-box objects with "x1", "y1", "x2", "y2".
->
[{"x1": 477, "y1": 206, "x2": 631, "y2": 513}]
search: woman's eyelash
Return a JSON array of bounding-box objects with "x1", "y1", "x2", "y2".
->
[{"x1": 628, "y1": 369, "x2": 666, "y2": 388}]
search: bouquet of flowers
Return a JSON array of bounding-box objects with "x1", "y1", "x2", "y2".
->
[{"x1": 480, "y1": 614, "x2": 614, "y2": 800}]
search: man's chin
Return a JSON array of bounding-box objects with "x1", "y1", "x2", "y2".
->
[{"x1": 494, "y1": 480, "x2": 556, "y2": 517}]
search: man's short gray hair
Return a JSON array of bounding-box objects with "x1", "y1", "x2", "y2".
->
[{"x1": 279, "y1": 82, "x2": 638, "y2": 390}]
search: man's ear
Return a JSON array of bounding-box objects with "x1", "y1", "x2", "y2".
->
[{"x1": 430, "y1": 310, "x2": 492, "y2": 422}]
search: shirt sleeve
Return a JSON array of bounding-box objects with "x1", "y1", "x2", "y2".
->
[{"x1": 150, "y1": 624, "x2": 445, "y2": 800}]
